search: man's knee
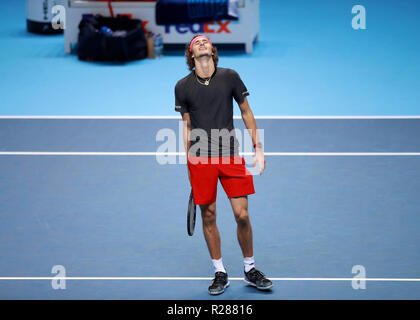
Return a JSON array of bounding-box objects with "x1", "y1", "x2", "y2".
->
[
  {"x1": 234, "y1": 208, "x2": 250, "y2": 226},
  {"x1": 200, "y1": 202, "x2": 217, "y2": 225}
]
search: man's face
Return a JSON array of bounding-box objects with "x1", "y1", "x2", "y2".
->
[{"x1": 191, "y1": 37, "x2": 212, "y2": 58}]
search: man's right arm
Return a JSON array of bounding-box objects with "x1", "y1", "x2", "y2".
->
[
  {"x1": 182, "y1": 112, "x2": 191, "y2": 156},
  {"x1": 182, "y1": 112, "x2": 192, "y2": 183}
]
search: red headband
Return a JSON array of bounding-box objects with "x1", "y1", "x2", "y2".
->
[{"x1": 189, "y1": 36, "x2": 213, "y2": 52}]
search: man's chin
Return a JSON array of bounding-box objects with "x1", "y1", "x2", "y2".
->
[{"x1": 197, "y1": 52, "x2": 211, "y2": 58}]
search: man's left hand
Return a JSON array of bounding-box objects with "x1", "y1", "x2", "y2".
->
[{"x1": 254, "y1": 148, "x2": 266, "y2": 175}]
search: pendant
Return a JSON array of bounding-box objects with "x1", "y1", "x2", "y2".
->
[{"x1": 204, "y1": 80, "x2": 209, "y2": 85}]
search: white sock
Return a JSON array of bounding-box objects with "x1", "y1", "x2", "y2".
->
[
  {"x1": 244, "y1": 256, "x2": 255, "y2": 273},
  {"x1": 212, "y1": 258, "x2": 226, "y2": 274}
]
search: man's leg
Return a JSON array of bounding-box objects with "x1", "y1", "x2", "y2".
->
[
  {"x1": 229, "y1": 196, "x2": 253, "y2": 258},
  {"x1": 200, "y1": 201, "x2": 221, "y2": 259},
  {"x1": 229, "y1": 196, "x2": 273, "y2": 290},
  {"x1": 200, "y1": 201, "x2": 229, "y2": 295}
]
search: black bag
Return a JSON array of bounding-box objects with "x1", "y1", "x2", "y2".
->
[{"x1": 78, "y1": 15, "x2": 147, "y2": 62}]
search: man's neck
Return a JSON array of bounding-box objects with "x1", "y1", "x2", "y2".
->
[{"x1": 194, "y1": 56, "x2": 215, "y2": 79}]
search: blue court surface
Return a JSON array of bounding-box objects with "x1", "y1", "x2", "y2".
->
[
  {"x1": 0, "y1": 0, "x2": 420, "y2": 300},
  {"x1": 1, "y1": 118, "x2": 420, "y2": 299}
]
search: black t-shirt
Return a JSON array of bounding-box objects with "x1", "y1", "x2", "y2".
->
[{"x1": 174, "y1": 67, "x2": 249, "y2": 157}]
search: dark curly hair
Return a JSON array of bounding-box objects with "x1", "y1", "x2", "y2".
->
[{"x1": 185, "y1": 34, "x2": 219, "y2": 71}]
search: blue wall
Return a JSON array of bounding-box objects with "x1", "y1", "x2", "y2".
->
[{"x1": 0, "y1": 0, "x2": 419, "y2": 115}]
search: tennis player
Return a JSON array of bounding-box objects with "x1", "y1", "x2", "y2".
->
[{"x1": 174, "y1": 35, "x2": 273, "y2": 295}]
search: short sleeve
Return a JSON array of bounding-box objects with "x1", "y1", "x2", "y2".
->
[
  {"x1": 174, "y1": 82, "x2": 189, "y2": 114},
  {"x1": 231, "y1": 70, "x2": 250, "y2": 104}
]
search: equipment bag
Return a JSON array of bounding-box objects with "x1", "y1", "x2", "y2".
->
[{"x1": 78, "y1": 14, "x2": 148, "y2": 62}]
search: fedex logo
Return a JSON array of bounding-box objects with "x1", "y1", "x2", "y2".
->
[{"x1": 164, "y1": 21, "x2": 231, "y2": 34}]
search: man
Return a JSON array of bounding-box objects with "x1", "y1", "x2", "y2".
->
[{"x1": 174, "y1": 34, "x2": 273, "y2": 295}]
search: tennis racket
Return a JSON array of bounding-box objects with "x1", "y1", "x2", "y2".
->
[{"x1": 187, "y1": 189, "x2": 196, "y2": 236}]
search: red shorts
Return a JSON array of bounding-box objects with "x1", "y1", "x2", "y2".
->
[{"x1": 187, "y1": 156, "x2": 255, "y2": 205}]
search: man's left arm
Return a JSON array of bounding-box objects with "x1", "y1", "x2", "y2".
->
[{"x1": 238, "y1": 97, "x2": 266, "y2": 175}]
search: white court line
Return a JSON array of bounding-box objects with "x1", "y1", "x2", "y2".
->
[
  {"x1": 0, "y1": 115, "x2": 420, "y2": 119},
  {"x1": 1, "y1": 118, "x2": 417, "y2": 283},
  {"x1": 0, "y1": 277, "x2": 419, "y2": 282},
  {"x1": 2, "y1": 117, "x2": 418, "y2": 156},
  {"x1": 1, "y1": 152, "x2": 420, "y2": 156}
]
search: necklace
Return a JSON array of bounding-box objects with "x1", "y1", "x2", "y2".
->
[{"x1": 195, "y1": 74, "x2": 211, "y2": 86}]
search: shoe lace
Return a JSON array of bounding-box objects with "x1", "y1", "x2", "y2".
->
[
  {"x1": 248, "y1": 269, "x2": 265, "y2": 281},
  {"x1": 213, "y1": 272, "x2": 226, "y2": 285}
]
